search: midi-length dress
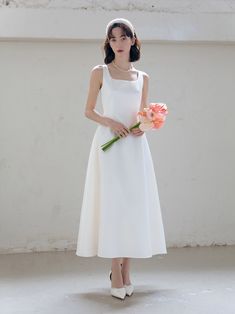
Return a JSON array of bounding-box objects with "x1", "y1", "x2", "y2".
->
[{"x1": 76, "y1": 64, "x2": 167, "y2": 258}]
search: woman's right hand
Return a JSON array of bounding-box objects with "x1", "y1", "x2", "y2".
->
[{"x1": 105, "y1": 118, "x2": 130, "y2": 138}]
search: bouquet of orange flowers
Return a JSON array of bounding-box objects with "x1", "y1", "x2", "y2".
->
[{"x1": 101, "y1": 102, "x2": 168, "y2": 152}]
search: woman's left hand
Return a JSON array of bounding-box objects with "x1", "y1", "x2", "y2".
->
[{"x1": 130, "y1": 127, "x2": 145, "y2": 136}]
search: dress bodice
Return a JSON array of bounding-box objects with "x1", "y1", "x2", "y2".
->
[{"x1": 100, "y1": 64, "x2": 144, "y2": 127}]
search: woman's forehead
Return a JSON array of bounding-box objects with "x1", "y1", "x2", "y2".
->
[{"x1": 110, "y1": 27, "x2": 126, "y2": 37}]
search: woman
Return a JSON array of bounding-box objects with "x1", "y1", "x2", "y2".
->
[{"x1": 76, "y1": 18, "x2": 167, "y2": 300}]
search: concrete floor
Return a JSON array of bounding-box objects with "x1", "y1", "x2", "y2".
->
[{"x1": 0, "y1": 246, "x2": 234, "y2": 314}]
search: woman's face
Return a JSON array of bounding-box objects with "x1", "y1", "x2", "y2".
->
[{"x1": 108, "y1": 27, "x2": 135, "y2": 57}]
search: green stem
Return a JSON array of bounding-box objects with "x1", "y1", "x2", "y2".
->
[
  {"x1": 129, "y1": 121, "x2": 140, "y2": 130},
  {"x1": 101, "y1": 121, "x2": 141, "y2": 152}
]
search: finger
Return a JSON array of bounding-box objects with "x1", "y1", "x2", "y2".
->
[
  {"x1": 120, "y1": 130, "x2": 127, "y2": 137},
  {"x1": 122, "y1": 129, "x2": 129, "y2": 136},
  {"x1": 136, "y1": 131, "x2": 144, "y2": 136},
  {"x1": 132, "y1": 130, "x2": 140, "y2": 134},
  {"x1": 123, "y1": 128, "x2": 130, "y2": 134}
]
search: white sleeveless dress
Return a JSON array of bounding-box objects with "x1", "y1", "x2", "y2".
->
[{"x1": 76, "y1": 64, "x2": 167, "y2": 258}]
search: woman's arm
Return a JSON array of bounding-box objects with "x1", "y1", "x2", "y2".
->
[{"x1": 84, "y1": 65, "x2": 111, "y2": 127}]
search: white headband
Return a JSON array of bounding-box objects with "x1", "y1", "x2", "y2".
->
[{"x1": 105, "y1": 18, "x2": 135, "y2": 36}]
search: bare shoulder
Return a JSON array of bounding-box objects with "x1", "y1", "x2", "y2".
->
[
  {"x1": 138, "y1": 70, "x2": 149, "y2": 89},
  {"x1": 135, "y1": 69, "x2": 149, "y2": 83},
  {"x1": 90, "y1": 64, "x2": 104, "y2": 88},
  {"x1": 141, "y1": 70, "x2": 150, "y2": 81},
  {"x1": 90, "y1": 64, "x2": 104, "y2": 77}
]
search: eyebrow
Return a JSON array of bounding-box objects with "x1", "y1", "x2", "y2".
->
[{"x1": 109, "y1": 34, "x2": 126, "y2": 39}]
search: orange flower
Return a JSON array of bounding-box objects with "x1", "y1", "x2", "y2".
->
[
  {"x1": 138, "y1": 103, "x2": 168, "y2": 130},
  {"x1": 139, "y1": 121, "x2": 154, "y2": 131}
]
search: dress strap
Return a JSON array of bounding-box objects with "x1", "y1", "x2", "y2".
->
[{"x1": 102, "y1": 64, "x2": 109, "y2": 81}]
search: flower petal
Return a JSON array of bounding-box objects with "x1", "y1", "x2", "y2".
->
[{"x1": 139, "y1": 122, "x2": 154, "y2": 131}]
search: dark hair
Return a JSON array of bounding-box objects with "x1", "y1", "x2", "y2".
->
[{"x1": 102, "y1": 22, "x2": 141, "y2": 64}]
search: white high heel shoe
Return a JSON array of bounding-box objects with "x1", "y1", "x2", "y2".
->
[
  {"x1": 124, "y1": 284, "x2": 134, "y2": 296},
  {"x1": 110, "y1": 286, "x2": 126, "y2": 300},
  {"x1": 109, "y1": 268, "x2": 126, "y2": 300}
]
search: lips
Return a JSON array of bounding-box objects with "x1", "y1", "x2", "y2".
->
[{"x1": 117, "y1": 50, "x2": 123, "y2": 52}]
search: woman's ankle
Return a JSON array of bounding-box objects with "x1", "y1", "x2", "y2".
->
[
  {"x1": 123, "y1": 278, "x2": 131, "y2": 285},
  {"x1": 111, "y1": 266, "x2": 124, "y2": 288},
  {"x1": 121, "y1": 270, "x2": 131, "y2": 285}
]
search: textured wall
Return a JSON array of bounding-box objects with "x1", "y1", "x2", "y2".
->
[
  {"x1": 1, "y1": 0, "x2": 235, "y2": 12},
  {"x1": 1, "y1": 2, "x2": 235, "y2": 42}
]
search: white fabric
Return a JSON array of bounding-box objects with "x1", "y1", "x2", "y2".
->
[
  {"x1": 105, "y1": 18, "x2": 135, "y2": 36},
  {"x1": 76, "y1": 64, "x2": 167, "y2": 258}
]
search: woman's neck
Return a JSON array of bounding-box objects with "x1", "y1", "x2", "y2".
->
[{"x1": 112, "y1": 59, "x2": 133, "y2": 71}]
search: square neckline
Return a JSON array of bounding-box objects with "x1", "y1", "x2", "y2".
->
[{"x1": 105, "y1": 64, "x2": 139, "y2": 82}]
